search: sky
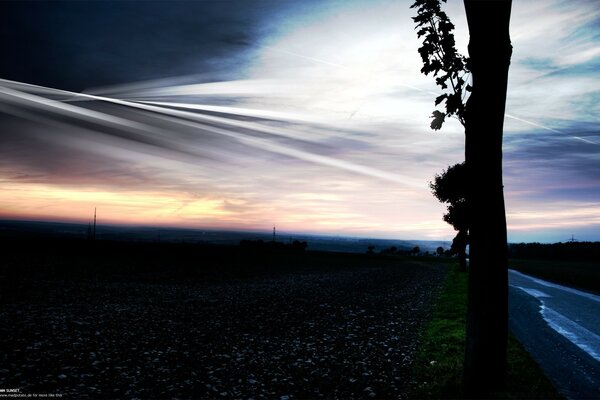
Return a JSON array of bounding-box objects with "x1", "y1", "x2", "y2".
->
[{"x1": 0, "y1": 0, "x2": 599, "y2": 242}]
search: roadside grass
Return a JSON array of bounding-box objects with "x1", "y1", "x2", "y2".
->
[
  {"x1": 510, "y1": 258, "x2": 600, "y2": 293},
  {"x1": 409, "y1": 265, "x2": 562, "y2": 399}
]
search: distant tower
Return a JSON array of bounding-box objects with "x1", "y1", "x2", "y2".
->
[
  {"x1": 273, "y1": 225, "x2": 276, "y2": 242},
  {"x1": 568, "y1": 234, "x2": 576, "y2": 243},
  {"x1": 93, "y1": 207, "x2": 97, "y2": 241}
]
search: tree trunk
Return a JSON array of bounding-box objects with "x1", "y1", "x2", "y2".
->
[{"x1": 463, "y1": 0, "x2": 512, "y2": 397}]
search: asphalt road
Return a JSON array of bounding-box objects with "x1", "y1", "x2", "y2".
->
[{"x1": 509, "y1": 269, "x2": 600, "y2": 400}]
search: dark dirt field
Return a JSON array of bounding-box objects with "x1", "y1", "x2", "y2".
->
[{"x1": 0, "y1": 239, "x2": 449, "y2": 399}]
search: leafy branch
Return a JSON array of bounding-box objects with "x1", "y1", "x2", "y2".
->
[{"x1": 411, "y1": 0, "x2": 470, "y2": 130}]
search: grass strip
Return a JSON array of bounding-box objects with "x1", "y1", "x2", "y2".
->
[{"x1": 409, "y1": 266, "x2": 562, "y2": 399}]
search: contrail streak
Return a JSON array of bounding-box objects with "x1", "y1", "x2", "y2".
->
[
  {"x1": 263, "y1": 45, "x2": 440, "y2": 96},
  {"x1": 505, "y1": 113, "x2": 562, "y2": 133},
  {"x1": 0, "y1": 79, "x2": 422, "y2": 187},
  {"x1": 0, "y1": 85, "x2": 222, "y2": 160},
  {"x1": 264, "y1": 46, "x2": 347, "y2": 69},
  {"x1": 505, "y1": 113, "x2": 598, "y2": 145},
  {"x1": 0, "y1": 85, "x2": 157, "y2": 133},
  {"x1": 263, "y1": 47, "x2": 597, "y2": 146}
]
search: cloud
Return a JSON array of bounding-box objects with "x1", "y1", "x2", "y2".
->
[
  {"x1": 0, "y1": 77, "x2": 454, "y2": 238},
  {"x1": 0, "y1": 0, "x2": 282, "y2": 91}
]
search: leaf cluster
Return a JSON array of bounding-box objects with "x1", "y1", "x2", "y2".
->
[
  {"x1": 430, "y1": 162, "x2": 468, "y2": 231},
  {"x1": 411, "y1": 0, "x2": 470, "y2": 130},
  {"x1": 430, "y1": 162, "x2": 467, "y2": 204}
]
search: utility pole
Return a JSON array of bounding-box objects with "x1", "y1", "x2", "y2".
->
[{"x1": 272, "y1": 226, "x2": 276, "y2": 243}]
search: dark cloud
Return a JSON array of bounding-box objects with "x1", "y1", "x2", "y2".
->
[
  {"x1": 0, "y1": 0, "x2": 290, "y2": 91},
  {"x1": 504, "y1": 122, "x2": 600, "y2": 205},
  {"x1": 0, "y1": 116, "x2": 160, "y2": 188},
  {"x1": 0, "y1": 79, "x2": 384, "y2": 193}
]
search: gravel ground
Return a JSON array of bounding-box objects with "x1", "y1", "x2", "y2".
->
[{"x1": 0, "y1": 257, "x2": 448, "y2": 399}]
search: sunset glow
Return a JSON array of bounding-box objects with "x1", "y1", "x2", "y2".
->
[{"x1": 0, "y1": 183, "x2": 232, "y2": 225}]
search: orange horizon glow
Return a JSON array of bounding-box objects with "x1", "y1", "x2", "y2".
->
[
  {"x1": 0, "y1": 181, "x2": 455, "y2": 239},
  {"x1": 3, "y1": 181, "x2": 598, "y2": 242},
  {"x1": 0, "y1": 182, "x2": 233, "y2": 225}
]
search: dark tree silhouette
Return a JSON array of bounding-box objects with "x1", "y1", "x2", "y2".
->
[
  {"x1": 410, "y1": 0, "x2": 470, "y2": 271},
  {"x1": 430, "y1": 162, "x2": 469, "y2": 270},
  {"x1": 462, "y1": 2, "x2": 512, "y2": 395},
  {"x1": 412, "y1": 0, "x2": 512, "y2": 396},
  {"x1": 411, "y1": 0, "x2": 469, "y2": 130}
]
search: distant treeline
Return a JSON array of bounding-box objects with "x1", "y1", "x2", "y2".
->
[
  {"x1": 240, "y1": 239, "x2": 308, "y2": 252},
  {"x1": 508, "y1": 242, "x2": 600, "y2": 262}
]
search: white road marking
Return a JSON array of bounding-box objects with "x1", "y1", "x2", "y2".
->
[
  {"x1": 541, "y1": 305, "x2": 600, "y2": 363},
  {"x1": 514, "y1": 286, "x2": 551, "y2": 298},
  {"x1": 509, "y1": 269, "x2": 600, "y2": 363},
  {"x1": 510, "y1": 269, "x2": 600, "y2": 303}
]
